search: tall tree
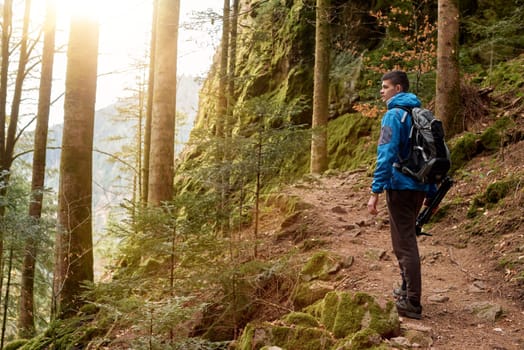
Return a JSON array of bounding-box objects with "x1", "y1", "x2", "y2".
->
[
  {"x1": 142, "y1": 0, "x2": 158, "y2": 205},
  {"x1": 226, "y1": 0, "x2": 240, "y2": 135},
  {"x1": 19, "y1": 0, "x2": 56, "y2": 337},
  {"x1": 53, "y1": 14, "x2": 99, "y2": 318},
  {"x1": 310, "y1": 0, "x2": 330, "y2": 174},
  {"x1": 228, "y1": 0, "x2": 239, "y2": 115},
  {"x1": 147, "y1": 0, "x2": 180, "y2": 205},
  {"x1": 0, "y1": 0, "x2": 13, "y2": 309},
  {"x1": 216, "y1": 0, "x2": 230, "y2": 138},
  {"x1": 1, "y1": 0, "x2": 34, "y2": 310},
  {"x1": 436, "y1": 0, "x2": 461, "y2": 136}
]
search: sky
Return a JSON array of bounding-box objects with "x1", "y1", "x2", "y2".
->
[{"x1": 47, "y1": 0, "x2": 222, "y2": 122}]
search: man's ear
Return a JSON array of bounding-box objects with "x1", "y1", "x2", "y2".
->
[{"x1": 395, "y1": 84, "x2": 402, "y2": 93}]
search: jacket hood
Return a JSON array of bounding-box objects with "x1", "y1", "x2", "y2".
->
[{"x1": 387, "y1": 92, "x2": 421, "y2": 110}]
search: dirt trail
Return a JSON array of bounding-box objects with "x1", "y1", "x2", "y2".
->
[{"x1": 277, "y1": 167, "x2": 524, "y2": 350}]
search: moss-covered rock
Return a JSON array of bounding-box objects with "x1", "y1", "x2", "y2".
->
[
  {"x1": 299, "y1": 251, "x2": 345, "y2": 282},
  {"x1": 450, "y1": 116, "x2": 516, "y2": 173},
  {"x1": 449, "y1": 132, "x2": 481, "y2": 173},
  {"x1": 304, "y1": 291, "x2": 400, "y2": 339},
  {"x1": 328, "y1": 113, "x2": 379, "y2": 171},
  {"x1": 236, "y1": 291, "x2": 399, "y2": 350},
  {"x1": 467, "y1": 177, "x2": 520, "y2": 218},
  {"x1": 281, "y1": 312, "x2": 320, "y2": 327},
  {"x1": 486, "y1": 54, "x2": 524, "y2": 96},
  {"x1": 291, "y1": 280, "x2": 334, "y2": 309},
  {"x1": 334, "y1": 328, "x2": 387, "y2": 350},
  {"x1": 236, "y1": 322, "x2": 335, "y2": 350}
]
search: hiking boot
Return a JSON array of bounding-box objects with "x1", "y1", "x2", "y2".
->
[
  {"x1": 393, "y1": 287, "x2": 407, "y2": 299},
  {"x1": 396, "y1": 298, "x2": 422, "y2": 320}
]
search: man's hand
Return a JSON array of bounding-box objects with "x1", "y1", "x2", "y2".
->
[{"x1": 367, "y1": 193, "x2": 379, "y2": 215}]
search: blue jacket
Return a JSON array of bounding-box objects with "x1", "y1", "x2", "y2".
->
[{"x1": 371, "y1": 92, "x2": 435, "y2": 196}]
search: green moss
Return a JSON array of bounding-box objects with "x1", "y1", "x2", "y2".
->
[
  {"x1": 291, "y1": 280, "x2": 333, "y2": 309},
  {"x1": 331, "y1": 293, "x2": 367, "y2": 338},
  {"x1": 282, "y1": 312, "x2": 320, "y2": 327},
  {"x1": 3, "y1": 339, "x2": 29, "y2": 350},
  {"x1": 450, "y1": 116, "x2": 515, "y2": 174},
  {"x1": 347, "y1": 328, "x2": 382, "y2": 350},
  {"x1": 487, "y1": 55, "x2": 524, "y2": 95},
  {"x1": 468, "y1": 177, "x2": 520, "y2": 218},
  {"x1": 304, "y1": 291, "x2": 400, "y2": 340},
  {"x1": 328, "y1": 113, "x2": 379, "y2": 171},
  {"x1": 449, "y1": 133, "x2": 479, "y2": 173},
  {"x1": 237, "y1": 322, "x2": 334, "y2": 350},
  {"x1": 273, "y1": 325, "x2": 334, "y2": 350},
  {"x1": 236, "y1": 323, "x2": 256, "y2": 350},
  {"x1": 365, "y1": 300, "x2": 399, "y2": 338},
  {"x1": 480, "y1": 116, "x2": 514, "y2": 151},
  {"x1": 300, "y1": 251, "x2": 342, "y2": 281}
]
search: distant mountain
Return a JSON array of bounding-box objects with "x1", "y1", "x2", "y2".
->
[{"x1": 43, "y1": 75, "x2": 201, "y2": 232}]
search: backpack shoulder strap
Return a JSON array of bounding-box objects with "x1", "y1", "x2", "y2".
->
[{"x1": 392, "y1": 106, "x2": 412, "y2": 123}]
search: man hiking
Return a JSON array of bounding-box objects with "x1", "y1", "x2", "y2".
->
[{"x1": 367, "y1": 70, "x2": 436, "y2": 320}]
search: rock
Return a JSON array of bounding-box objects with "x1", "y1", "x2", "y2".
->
[
  {"x1": 331, "y1": 205, "x2": 347, "y2": 214},
  {"x1": 473, "y1": 280, "x2": 487, "y2": 290},
  {"x1": 465, "y1": 302, "x2": 503, "y2": 323},
  {"x1": 304, "y1": 291, "x2": 400, "y2": 339},
  {"x1": 336, "y1": 328, "x2": 382, "y2": 349},
  {"x1": 291, "y1": 280, "x2": 334, "y2": 309},
  {"x1": 428, "y1": 294, "x2": 450, "y2": 303},
  {"x1": 282, "y1": 312, "x2": 320, "y2": 327},
  {"x1": 365, "y1": 248, "x2": 387, "y2": 261},
  {"x1": 236, "y1": 322, "x2": 335, "y2": 350},
  {"x1": 389, "y1": 336, "x2": 411, "y2": 347},
  {"x1": 404, "y1": 329, "x2": 434, "y2": 348},
  {"x1": 402, "y1": 323, "x2": 433, "y2": 333},
  {"x1": 469, "y1": 283, "x2": 485, "y2": 293},
  {"x1": 238, "y1": 291, "x2": 399, "y2": 350},
  {"x1": 343, "y1": 223, "x2": 359, "y2": 231},
  {"x1": 299, "y1": 251, "x2": 344, "y2": 281},
  {"x1": 342, "y1": 255, "x2": 354, "y2": 268}
]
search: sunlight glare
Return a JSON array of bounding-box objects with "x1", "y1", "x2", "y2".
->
[{"x1": 62, "y1": 0, "x2": 103, "y2": 21}]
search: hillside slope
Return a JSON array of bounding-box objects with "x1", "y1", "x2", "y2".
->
[{"x1": 256, "y1": 136, "x2": 523, "y2": 348}]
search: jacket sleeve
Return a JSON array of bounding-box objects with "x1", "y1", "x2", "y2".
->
[
  {"x1": 371, "y1": 110, "x2": 402, "y2": 193},
  {"x1": 426, "y1": 184, "x2": 438, "y2": 199}
]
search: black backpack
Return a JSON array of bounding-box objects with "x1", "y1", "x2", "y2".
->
[{"x1": 393, "y1": 106, "x2": 451, "y2": 184}]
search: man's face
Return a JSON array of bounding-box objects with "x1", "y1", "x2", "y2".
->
[{"x1": 380, "y1": 79, "x2": 402, "y2": 102}]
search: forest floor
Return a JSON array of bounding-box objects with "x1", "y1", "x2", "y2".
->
[{"x1": 254, "y1": 135, "x2": 524, "y2": 349}]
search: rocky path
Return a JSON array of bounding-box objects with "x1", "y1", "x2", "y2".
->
[{"x1": 281, "y1": 170, "x2": 524, "y2": 349}]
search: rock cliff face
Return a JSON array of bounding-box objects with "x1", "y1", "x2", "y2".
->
[{"x1": 193, "y1": 0, "x2": 382, "y2": 134}]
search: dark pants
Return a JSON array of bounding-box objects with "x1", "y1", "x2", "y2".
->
[{"x1": 386, "y1": 190, "x2": 426, "y2": 303}]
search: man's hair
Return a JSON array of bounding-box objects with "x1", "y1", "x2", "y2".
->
[{"x1": 382, "y1": 70, "x2": 410, "y2": 92}]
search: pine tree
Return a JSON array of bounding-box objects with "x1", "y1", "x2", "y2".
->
[
  {"x1": 148, "y1": 0, "x2": 180, "y2": 205},
  {"x1": 310, "y1": 0, "x2": 330, "y2": 174},
  {"x1": 53, "y1": 14, "x2": 99, "y2": 318},
  {"x1": 436, "y1": 0, "x2": 462, "y2": 137},
  {"x1": 19, "y1": 0, "x2": 56, "y2": 337}
]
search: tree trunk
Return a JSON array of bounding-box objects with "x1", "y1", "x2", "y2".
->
[
  {"x1": 228, "y1": 0, "x2": 239, "y2": 134},
  {"x1": 0, "y1": 0, "x2": 13, "y2": 309},
  {"x1": 147, "y1": 0, "x2": 180, "y2": 206},
  {"x1": 0, "y1": 0, "x2": 12, "y2": 169},
  {"x1": 436, "y1": 0, "x2": 461, "y2": 137},
  {"x1": 53, "y1": 14, "x2": 99, "y2": 318},
  {"x1": 216, "y1": 0, "x2": 230, "y2": 138},
  {"x1": 5, "y1": 0, "x2": 32, "y2": 166},
  {"x1": 310, "y1": 0, "x2": 330, "y2": 174},
  {"x1": 19, "y1": 0, "x2": 56, "y2": 337},
  {"x1": 142, "y1": 0, "x2": 158, "y2": 205}
]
